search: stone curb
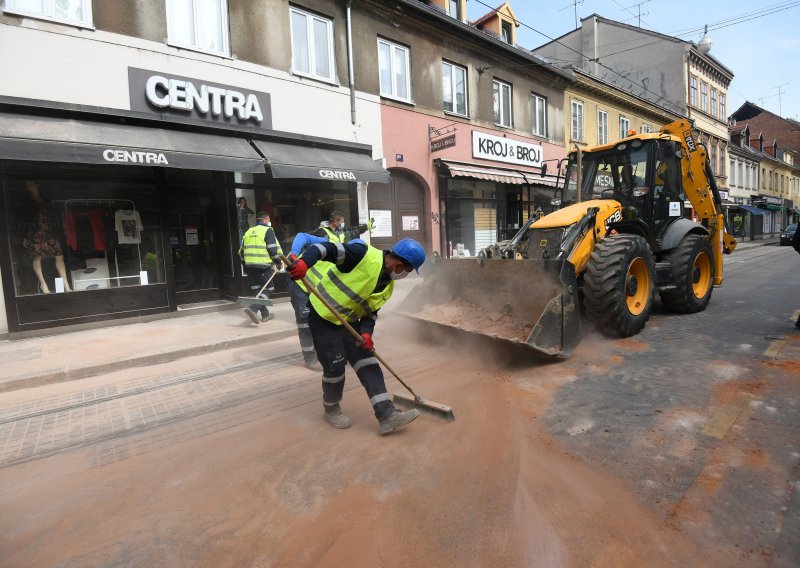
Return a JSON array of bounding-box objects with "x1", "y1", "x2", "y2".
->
[{"x1": 0, "y1": 327, "x2": 297, "y2": 394}]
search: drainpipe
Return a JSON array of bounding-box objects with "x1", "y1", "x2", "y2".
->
[
  {"x1": 575, "y1": 143, "x2": 583, "y2": 203},
  {"x1": 346, "y1": 0, "x2": 356, "y2": 125}
]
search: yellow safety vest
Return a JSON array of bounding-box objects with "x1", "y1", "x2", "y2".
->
[
  {"x1": 320, "y1": 225, "x2": 345, "y2": 243},
  {"x1": 241, "y1": 225, "x2": 277, "y2": 267},
  {"x1": 308, "y1": 246, "x2": 394, "y2": 324}
]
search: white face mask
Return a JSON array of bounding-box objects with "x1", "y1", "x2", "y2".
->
[
  {"x1": 389, "y1": 270, "x2": 409, "y2": 281},
  {"x1": 266, "y1": 222, "x2": 272, "y2": 226}
]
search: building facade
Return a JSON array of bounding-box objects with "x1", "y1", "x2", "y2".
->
[
  {"x1": 353, "y1": 0, "x2": 572, "y2": 258},
  {"x1": 0, "y1": 0, "x2": 389, "y2": 336},
  {"x1": 533, "y1": 14, "x2": 733, "y2": 203}
]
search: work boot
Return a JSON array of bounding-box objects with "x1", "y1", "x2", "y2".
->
[
  {"x1": 324, "y1": 404, "x2": 352, "y2": 429},
  {"x1": 378, "y1": 409, "x2": 420, "y2": 435},
  {"x1": 243, "y1": 308, "x2": 260, "y2": 325},
  {"x1": 304, "y1": 358, "x2": 323, "y2": 371},
  {"x1": 261, "y1": 313, "x2": 275, "y2": 322}
]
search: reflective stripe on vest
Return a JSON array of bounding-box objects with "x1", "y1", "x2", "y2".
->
[
  {"x1": 308, "y1": 246, "x2": 394, "y2": 324},
  {"x1": 242, "y1": 225, "x2": 272, "y2": 266}
]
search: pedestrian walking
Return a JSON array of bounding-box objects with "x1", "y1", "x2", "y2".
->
[
  {"x1": 287, "y1": 237, "x2": 426, "y2": 435},
  {"x1": 314, "y1": 210, "x2": 374, "y2": 243},
  {"x1": 239, "y1": 211, "x2": 283, "y2": 324}
]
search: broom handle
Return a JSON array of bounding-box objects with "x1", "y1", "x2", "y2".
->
[
  {"x1": 254, "y1": 264, "x2": 280, "y2": 298},
  {"x1": 279, "y1": 254, "x2": 420, "y2": 400}
]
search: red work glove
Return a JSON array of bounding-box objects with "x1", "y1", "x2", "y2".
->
[
  {"x1": 288, "y1": 259, "x2": 308, "y2": 280},
  {"x1": 287, "y1": 253, "x2": 299, "y2": 263},
  {"x1": 359, "y1": 332, "x2": 374, "y2": 351}
]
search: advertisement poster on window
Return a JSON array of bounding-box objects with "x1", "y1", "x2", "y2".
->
[
  {"x1": 185, "y1": 226, "x2": 199, "y2": 245},
  {"x1": 369, "y1": 210, "x2": 393, "y2": 238},
  {"x1": 402, "y1": 215, "x2": 419, "y2": 231}
]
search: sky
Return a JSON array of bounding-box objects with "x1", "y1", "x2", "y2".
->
[{"x1": 466, "y1": 0, "x2": 800, "y2": 121}]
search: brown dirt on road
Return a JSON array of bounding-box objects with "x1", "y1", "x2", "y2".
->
[{"x1": 0, "y1": 340, "x2": 734, "y2": 567}]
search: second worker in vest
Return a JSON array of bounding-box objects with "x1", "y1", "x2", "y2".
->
[
  {"x1": 314, "y1": 210, "x2": 374, "y2": 243},
  {"x1": 239, "y1": 211, "x2": 283, "y2": 324},
  {"x1": 288, "y1": 237, "x2": 425, "y2": 435}
]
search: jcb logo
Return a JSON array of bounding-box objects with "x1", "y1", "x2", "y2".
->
[
  {"x1": 683, "y1": 130, "x2": 697, "y2": 152},
  {"x1": 604, "y1": 210, "x2": 623, "y2": 229}
]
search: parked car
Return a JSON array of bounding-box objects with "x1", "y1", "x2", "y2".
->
[{"x1": 780, "y1": 223, "x2": 797, "y2": 245}]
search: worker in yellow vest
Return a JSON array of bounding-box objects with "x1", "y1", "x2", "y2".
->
[
  {"x1": 288, "y1": 238, "x2": 425, "y2": 435},
  {"x1": 313, "y1": 210, "x2": 374, "y2": 243},
  {"x1": 239, "y1": 211, "x2": 283, "y2": 324}
]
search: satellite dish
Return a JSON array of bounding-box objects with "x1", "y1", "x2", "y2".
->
[{"x1": 698, "y1": 25, "x2": 712, "y2": 55}]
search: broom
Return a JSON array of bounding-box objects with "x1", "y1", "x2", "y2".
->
[{"x1": 279, "y1": 254, "x2": 454, "y2": 422}]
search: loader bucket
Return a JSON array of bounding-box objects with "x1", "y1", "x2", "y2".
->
[{"x1": 401, "y1": 257, "x2": 581, "y2": 358}]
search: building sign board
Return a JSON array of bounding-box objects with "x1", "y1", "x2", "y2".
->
[
  {"x1": 430, "y1": 133, "x2": 456, "y2": 153},
  {"x1": 472, "y1": 131, "x2": 543, "y2": 168},
  {"x1": 128, "y1": 67, "x2": 272, "y2": 129}
]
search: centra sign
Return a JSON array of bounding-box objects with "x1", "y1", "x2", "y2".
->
[
  {"x1": 472, "y1": 131, "x2": 543, "y2": 168},
  {"x1": 128, "y1": 67, "x2": 272, "y2": 129}
]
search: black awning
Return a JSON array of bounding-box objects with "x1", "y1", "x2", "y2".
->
[
  {"x1": 737, "y1": 205, "x2": 766, "y2": 216},
  {"x1": 0, "y1": 112, "x2": 265, "y2": 173},
  {"x1": 251, "y1": 139, "x2": 390, "y2": 183}
]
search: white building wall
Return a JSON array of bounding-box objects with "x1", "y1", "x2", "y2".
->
[{"x1": 0, "y1": 22, "x2": 385, "y2": 159}]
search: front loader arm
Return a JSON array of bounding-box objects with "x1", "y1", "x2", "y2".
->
[{"x1": 660, "y1": 120, "x2": 736, "y2": 285}]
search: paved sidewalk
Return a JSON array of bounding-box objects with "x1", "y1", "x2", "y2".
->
[
  {"x1": 0, "y1": 238, "x2": 777, "y2": 394},
  {"x1": 0, "y1": 301, "x2": 299, "y2": 393}
]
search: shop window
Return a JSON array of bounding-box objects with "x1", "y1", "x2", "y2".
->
[
  {"x1": 531, "y1": 94, "x2": 547, "y2": 137},
  {"x1": 291, "y1": 7, "x2": 335, "y2": 82},
  {"x1": 4, "y1": 179, "x2": 165, "y2": 297},
  {"x1": 493, "y1": 79, "x2": 512, "y2": 128},
  {"x1": 4, "y1": 0, "x2": 92, "y2": 27},
  {"x1": 442, "y1": 61, "x2": 468, "y2": 116},
  {"x1": 378, "y1": 38, "x2": 411, "y2": 102},
  {"x1": 167, "y1": 0, "x2": 229, "y2": 55}
]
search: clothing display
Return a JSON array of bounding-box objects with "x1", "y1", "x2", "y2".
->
[
  {"x1": 115, "y1": 209, "x2": 143, "y2": 244},
  {"x1": 23, "y1": 205, "x2": 62, "y2": 260}
]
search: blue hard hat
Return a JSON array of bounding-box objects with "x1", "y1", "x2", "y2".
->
[{"x1": 391, "y1": 238, "x2": 426, "y2": 273}]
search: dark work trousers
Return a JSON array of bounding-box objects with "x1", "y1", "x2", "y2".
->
[
  {"x1": 246, "y1": 266, "x2": 274, "y2": 317},
  {"x1": 308, "y1": 307, "x2": 395, "y2": 421},
  {"x1": 288, "y1": 280, "x2": 317, "y2": 364}
]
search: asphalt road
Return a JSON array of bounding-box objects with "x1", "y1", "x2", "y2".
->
[{"x1": 0, "y1": 244, "x2": 797, "y2": 567}]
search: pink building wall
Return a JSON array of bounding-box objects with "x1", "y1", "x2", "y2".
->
[{"x1": 380, "y1": 104, "x2": 566, "y2": 254}]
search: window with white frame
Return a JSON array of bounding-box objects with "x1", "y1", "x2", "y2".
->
[
  {"x1": 619, "y1": 116, "x2": 630, "y2": 139},
  {"x1": 378, "y1": 39, "x2": 411, "y2": 101},
  {"x1": 720, "y1": 93, "x2": 726, "y2": 120},
  {"x1": 711, "y1": 88, "x2": 718, "y2": 118},
  {"x1": 640, "y1": 124, "x2": 652, "y2": 133},
  {"x1": 729, "y1": 160, "x2": 736, "y2": 186},
  {"x1": 531, "y1": 94, "x2": 547, "y2": 137},
  {"x1": 571, "y1": 100, "x2": 584, "y2": 141},
  {"x1": 448, "y1": 0, "x2": 461, "y2": 19},
  {"x1": 167, "y1": 0, "x2": 229, "y2": 55},
  {"x1": 291, "y1": 7, "x2": 335, "y2": 81},
  {"x1": 5, "y1": 0, "x2": 92, "y2": 27},
  {"x1": 597, "y1": 110, "x2": 608, "y2": 145},
  {"x1": 493, "y1": 79, "x2": 512, "y2": 128},
  {"x1": 701, "y1": 82, "x2": 709, "y2": 113},
  {"x1": 690, "y1": 76, "x2": 698, "y2": 108},
  {"x1": 442, "y1": 61, "x2": 467, "y2": 116}
]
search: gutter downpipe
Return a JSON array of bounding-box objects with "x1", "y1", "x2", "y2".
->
[
  {"x1": 346, "y1": 0, "x2": 356, "y2": 125},
  {"x1": 575, "y1": 143, "x2": 583, "y2": 203}
]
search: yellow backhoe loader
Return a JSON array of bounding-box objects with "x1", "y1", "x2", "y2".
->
[{"x1": 403, "y1": 119, "x2": 737, "y2": 357}]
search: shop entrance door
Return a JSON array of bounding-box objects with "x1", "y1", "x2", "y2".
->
[
  {"x1": 367, "y1": 170, "x2": 427, "y2": 252},
  {"x1": 165, "y1": 190, "x2": 221, "y2": 304}
]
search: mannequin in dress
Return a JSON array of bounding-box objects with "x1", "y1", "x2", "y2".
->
[{"x1": 24, "y1": 180, "x2": 72, "y2": 293}]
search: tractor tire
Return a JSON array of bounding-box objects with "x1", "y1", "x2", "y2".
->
[
  {"x1": 584, "y1": 234, "x2": 655, "y2": 337},
  {"x1": 660, "y1": 234, "x2": 714, "y2": 313}
]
